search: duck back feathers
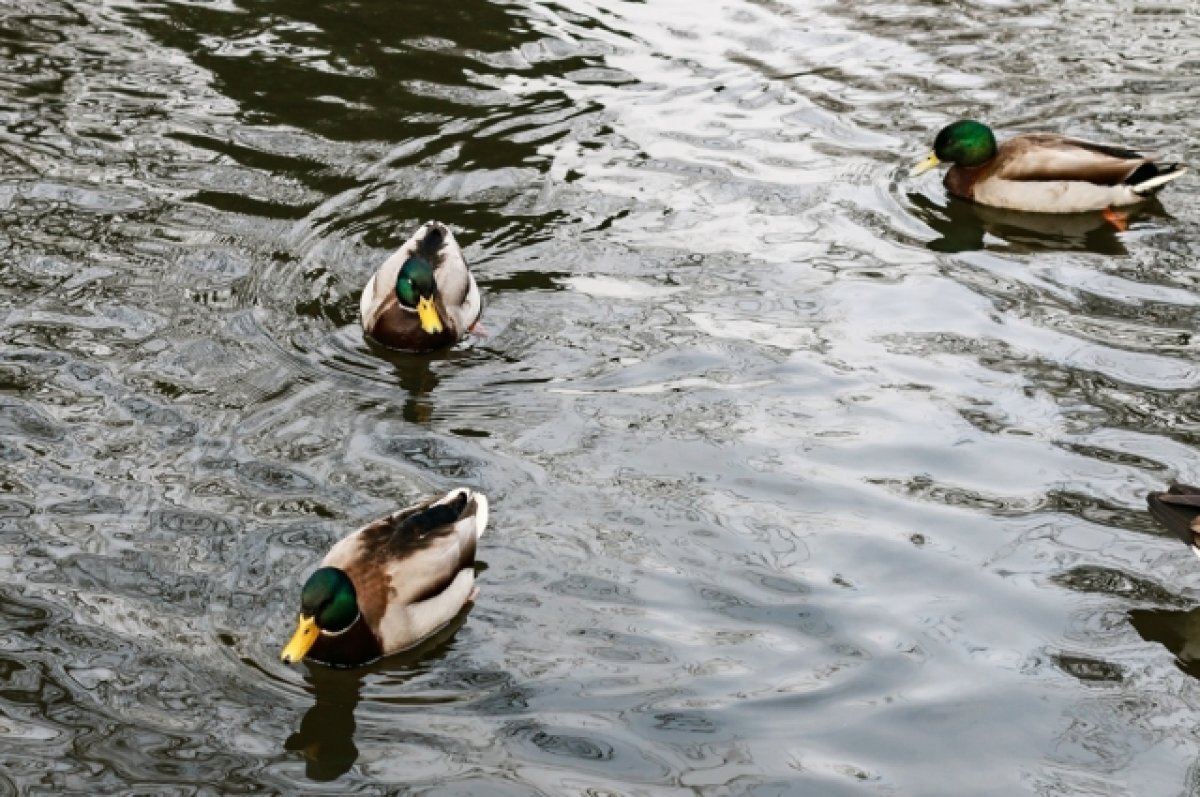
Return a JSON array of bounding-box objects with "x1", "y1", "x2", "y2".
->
[{"x1": 991, "y1": 135, "x2": 1180, "y2": 188}]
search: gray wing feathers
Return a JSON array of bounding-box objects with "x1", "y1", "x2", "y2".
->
[{"x1": 995, "y1": 135, "x2": 1146, "y2": 185}]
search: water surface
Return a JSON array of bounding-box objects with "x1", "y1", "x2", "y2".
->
[{"x1": 2, "y1": 0, "x2": 1199, "y2": 794}]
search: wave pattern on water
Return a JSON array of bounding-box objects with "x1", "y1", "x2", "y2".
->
[{"x1": 0, "y1": 0, "x2": 1199, "y2": 794}]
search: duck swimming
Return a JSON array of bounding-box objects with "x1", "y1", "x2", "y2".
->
[
  {"x1": 360, "y1": 221, "x2": 482, "y2": 352},
  {"x1": 1147, "y1": 484, "x2": 1200, "y2": 559},
  {"x1": 911, "y1": 120, "x2": 1186, "y2": 213},
  {"x1": 281, "y1": 488, "x2": 489, "y2": 667}
]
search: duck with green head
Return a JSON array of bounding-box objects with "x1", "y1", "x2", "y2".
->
[
  {"x1": 281, "y1": 487, "x2": 489, "y2": 668},
  {"x1": 360, "y1": 221, "x2": 482, "y2": 352},
  {"x1": 911, "y1": 120, "x2": 1186, "y2": 213}
]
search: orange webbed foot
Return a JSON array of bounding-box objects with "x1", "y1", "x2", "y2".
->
[{"x1": 1101, "y1": 207, "x2": 1129, "y2": 232}]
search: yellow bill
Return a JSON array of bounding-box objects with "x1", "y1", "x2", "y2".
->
[
  {"x1": 281, "y1": 614, "x2": 319, "y2": 663},
  {"x1": 416, "y1": 296, "x2": 443, "y2": 335},
  {"x1": 909, "y1": 151, "x2": 941, "y2": 177}
]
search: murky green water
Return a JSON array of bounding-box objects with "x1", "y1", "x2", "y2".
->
[{"x1": 2, "y1": 0, "x2": 1199, "y2": 793}]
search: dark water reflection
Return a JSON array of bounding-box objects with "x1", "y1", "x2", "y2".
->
[
  {"x1": 907, "y1": 193, "x2": 1173, "y2": 256},
  {"x1": 132, "y1": 0, "x2": 584, "y2": 244},
  {"x1": 285, "y1": 611, "x2": 475, "y2": 781},
  {"x1": 1130, "y1": 606, "x2": 1200, "y2": 681},
  {"x1": 2, "y1": 0, "x2": 1200, "y2": 793}
]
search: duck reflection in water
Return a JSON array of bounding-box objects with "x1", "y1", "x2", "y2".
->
[
  {"x1": 284, "y1": 608, "x2": 474, "y2": 781},
  {"x1": 360, "y1": 344, "x2": 443, "y2": 425},
  {"x1": 362, "y1": 318, "x2": 495, "y2": 425},
  {"x1": 907, "y1": 191, "x2": 1171, "y2": 255},
  {"x1": 285, "y1": 663, "x2": 362, "y2": 781},
  {"x1": 1129, "y1": 486, "x2": 1200, "y2": 681},
  {"x1": 1129, "y1": 607, "x2": 1200, "y2": 681}
]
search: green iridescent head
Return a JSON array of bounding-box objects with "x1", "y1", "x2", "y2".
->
[
  {"x1": 911, "y1": 120, "x2": 998, "y2": 176},
  {"x1": 280, "y1": 566, "x2": 359, "y2": 664},
  {"x1": 933, "y1": 120, "x2": 997, "y2": 166},
  {"x1": 395, "y1": 256, "x2": 437, "y2": 309},
  {"x1": 394, "y1": 255, "x2": 444, "y2": 335},
  {"x1": 300, "y1": 567, "x2": 359, "y2": 632}
]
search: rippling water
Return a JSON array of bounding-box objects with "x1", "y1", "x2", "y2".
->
[{"x1": 2, "y1": 0, "x2": 1199, "y2": 793}]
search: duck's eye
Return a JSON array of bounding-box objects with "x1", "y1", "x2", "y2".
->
[{"x1": 396, "y1": 276, "x2": 419, "y2": 308}]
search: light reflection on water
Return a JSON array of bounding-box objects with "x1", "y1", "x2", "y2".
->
[{"x1": 0, "y1": 0, "x2": 1198, "y2": 793}]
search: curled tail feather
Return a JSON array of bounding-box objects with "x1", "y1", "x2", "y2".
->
[
  {"x1": 1128, "y1": 163, "x2": 1187, "y2": 195},
  {"x1": 471, "y1": 492, "x2": 489, "y2": 540}
]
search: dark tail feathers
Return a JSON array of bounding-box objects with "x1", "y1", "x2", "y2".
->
[{"x1": 418, "y1": 223, "x2": 446, "y2": 258}]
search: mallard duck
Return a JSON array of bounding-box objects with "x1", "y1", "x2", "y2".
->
[
  {"x1": 1147, "y1": 484, "x2": 1200, "y2": 559},
  {"x1": 360, "y1": 221, "x2": 482, "y2": 352},
  {"x1": 911, "y1": 120, "x2": 1186, "y2": 213},
  {"x1": 281, "y1": 487, "x2": 489, "y2": 667}
]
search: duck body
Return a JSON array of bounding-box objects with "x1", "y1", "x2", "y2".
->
[
  {"x1": 360, "y1": 221, "x2": 482, "y2": 352},
  {"x1": 282, "y1": 488, "x2": 489, "y2": 668},
  {"x1": 913, "y1": 121, "x2": 1186, "y2": 213},
  {"x1": 1147, "y1": 484, "x2": 1200, "y2": 559}
]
